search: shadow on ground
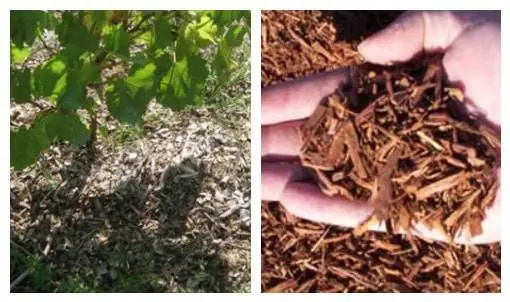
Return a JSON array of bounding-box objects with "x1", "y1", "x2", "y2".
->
[{"x1": 11, "y1": 151, "x2": 231, "y2": 293}]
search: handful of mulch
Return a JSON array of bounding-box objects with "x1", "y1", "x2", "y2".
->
[{"x1": 298, "y1": 56, "x2": 500, "y2": 241}]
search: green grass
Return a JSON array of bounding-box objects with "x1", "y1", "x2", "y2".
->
[
  {"x1": 38, "y1": 168, "x2": 61, "y2": 190},
  {"x1": 99, "y1": 123, "x2": 144, "y2": 147},
  {"x1": 10, "y1": 241, "x2": 166, "y2": 293},
  {"x1": 11, "y1": 241, "x2": 54, "y2": 292},
  {"x1": 54, "y1": 276, "x2": 96, "y2": 293},
  {"x1": 203, "y1": 31, "x2": 250, "y2": 110}
]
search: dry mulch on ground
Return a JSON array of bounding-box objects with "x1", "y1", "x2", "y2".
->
[
  {"x1": 11, "y1": 100, "x2": 251, "y2": 293},
  {"x1": 261, "y1": 10, "x2": 501, "y2": 293}
]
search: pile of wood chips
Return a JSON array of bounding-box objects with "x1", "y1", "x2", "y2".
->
[
  {"x1": 299, "y1": 58, "x2": 500, "y2": 241},
  {"x1": 262, "y1": 11, "x2": 361, "y2": 86},
  {"x1": 262, "y1": 10, "x2": 501, "y2": 293}
]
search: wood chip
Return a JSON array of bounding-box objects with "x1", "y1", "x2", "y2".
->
[
  {"x1": 343, "y1": 120, "x2": 369, "y2": 179},
  {"x1": 415, "y1": 172, "x2": 467, "y2": 200}
]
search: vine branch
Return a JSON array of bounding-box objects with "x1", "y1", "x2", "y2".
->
[
  {"x1": 37, "y1": 34, "x2": 56, "y2": 57},
  {"x1": 128, "y1": 13, "x2": 154, "y2": 33}
]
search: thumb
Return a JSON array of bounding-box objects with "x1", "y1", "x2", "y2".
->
[
  {"x1": 442, "y1": 21, "x2": 501, "y2": 124},
  {"x1": 358, "y1": 11, "x2": 501, "y2": 124},
  {"x1": 358, "y1": 11, "x2": 470, "y2": 64}
]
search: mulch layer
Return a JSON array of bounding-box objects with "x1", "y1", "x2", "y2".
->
[{"x1": 11, "y1": 103, "x2": 251, "y2": 293}]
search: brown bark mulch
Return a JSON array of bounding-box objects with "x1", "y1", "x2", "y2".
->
[{"x1": 261, "y1": 10, "x2": 501, "y2": 293}]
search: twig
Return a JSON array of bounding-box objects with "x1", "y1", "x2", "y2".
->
[
  {"x1": 155, "y1": 163, "x2": 173, "y2": 191},
  {"x1": 38, "y1": 34, "x2": 56, "y2": 56},
  {"x1": 344, "y1": 106, "x2": 407, "y2": 146},
  {"x1": 219, "y1": 201, "x2": 251, "y2": 219},
  {"x1": 43, "y1": 237, "x2": 53, "y2": 256},
  {"x1": 221, "y1": 241, "x2": 250, "y2": 251},
  {"x1": 128, "y1": 13, "x2": 154, "y2": 33},
  {"x1": 26, "y1": 100, "x2": 46, "y2": 110},
  {"x1": 10, "y1": 270, "x2": 30, "y2": 291},
  {"x1": 202, "y1": 211, "x2": 229, "y2": 232}
]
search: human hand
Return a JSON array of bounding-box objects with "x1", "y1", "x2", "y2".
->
[{"x1": 262, "y1": 11, "x2": 500, "y2": 244}]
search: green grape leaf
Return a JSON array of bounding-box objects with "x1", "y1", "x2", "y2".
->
[
  {"x1": 212, "y1": 39, "x2": 232, "y2": 84},
  {"x1": 153, "y1": 53, "x2": 173, "y2": 79},
  {"x1": 11, "y1": 110, "x2": 90, "y2": 170},
  {"x1": 11, "y1": 69, "x2": 32, "y2": 103},
  {"x1": 193, "y1": 15, "x2": 217, "y2": 47},
  {"x1": 153, "y1": 15, "x2": 173, "y2": 49},
  {"x1": 187, "y1": 54, "x2": 208, "y2": 84},
  {"x1": 103, "y1": 24, "x2": 130, "y2": 58},
  {"x1": 11, "y1": 127, "x2": 44, "y2": 170},
  {"x1": 80, "y1": 60, "x2": 100, "y2": 84},
  {"x1": 240, "y1": 11, "x2": 251, "y2": 27},
  {"x1": 106, "y1": 81, "x2": 149, "y2": 125},
  {"x1": 210, "y1": 11, "x2": 249, "y2": 29},
  {"x1": 126, "y1": 62, "x2": 156, "y2": 96},
  {"x1": 44, "y1": 113, "x2": 90, "y2": 145},
  {"x1": 33, "y1": 56, "x2": 67, "y2": 99},
  {"x1": 175, "y1": 14, "x2": 217, "y2": 58},
  {"x1": 210, "y1": 11, "x2": 238, "y2": 28},
  {"x1": 225, "y1": 25, "x2": 247, "y2": 47},
  {"x1": 10, "y1": 11, "x2": 46, "y2": 48},
  {"x1": 31, "y1": 115, "x2": 52, "y2": 149},
  {"x1": 135, "y1": 30, "x2": 153, "y2": 46},
  {"x1": 160, "y1": 55, "x2": 208, "y2": 110},
  {"x1": 58, "y1": 70, "x2": 87, "y2": 110},
  {"x1": 175, "y1": 32, "x2": 195, "y2": 60},
  {"x1": 57, "y1": 12, "x2": 99, "y2": 59},
  {"x1": 83, "y1": 11, "x2": 108, "y2": 33},
  {"x1": 106, "y1": 62, "x2": 157, "y2": 124},
  {"x1": 10, "y1": 112, "x2": 53, "y2": 170},
  {"x1": 11, "y1": 43, "x2": 30, "y2": 64}
]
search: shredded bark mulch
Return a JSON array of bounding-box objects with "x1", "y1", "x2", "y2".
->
[
  {"x1": 299, "y1": 58, "x2": 500, "y2": 241},
  {"x1": 262, "y1": 10, "x2": 501, "y2": 293}
]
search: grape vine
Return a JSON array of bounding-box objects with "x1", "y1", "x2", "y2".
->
[{"x1": 10, "y1": 10, "x2": 250, "y2": 170}]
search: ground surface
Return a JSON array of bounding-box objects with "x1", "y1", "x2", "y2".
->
[
  {"x1": 261, "y1": 10, "x2": 501, "y2": 293},
  {"x1": 11, "y1": 24, "x2": 251, "y2": 293}
]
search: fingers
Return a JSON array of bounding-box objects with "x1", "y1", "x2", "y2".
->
[
  {"x1": 279, "y1": 182, "x2": 376, "y2": 229},
  {"x1": 262, "y1": 162, "x2": 308, "y2": 201},
  {"x1": 262, "y1": 163, "x2": 375, "y2": 228},
  {"x1": 264, "y1": 161, "x2": 500, "y2": 243},
  {"x1": 443, "y1": 22, "x2": 501, "y2": 124},
  {"x1": 358, "y1": 11, "x2": 468, "y2": 65},
  {"x1": 262, "y1": 69, "x2": 349, "y2": 125},
  {"x1": 262, "y1": 120, "x2": 302, "y2": 160},
  {"x1": 263, "y1": 162, "x2": 500, "y2": 244},
  {"x1": 358, "y1": 11, "x2": 501, "y2": 124}
]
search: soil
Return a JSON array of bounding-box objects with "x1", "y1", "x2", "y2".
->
[{"x1": 261, "y1": 10, "x2": 501, "y2": 293}]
